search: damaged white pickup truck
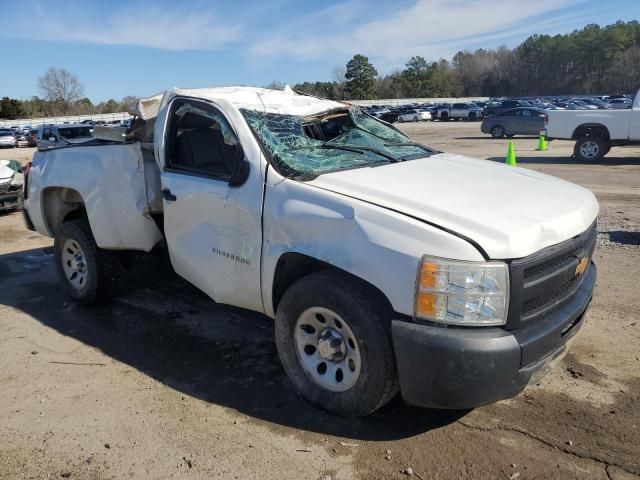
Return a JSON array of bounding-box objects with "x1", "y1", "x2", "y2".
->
[{"x1": 24, "y1": 86, "x2": 599, "y2": 416}]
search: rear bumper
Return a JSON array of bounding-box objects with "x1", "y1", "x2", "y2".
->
[{"x1": 392, "y1": 262, "x2": 595, "y2": 409}]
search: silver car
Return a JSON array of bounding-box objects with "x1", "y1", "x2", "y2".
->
[
  {"x1": 0, "y1": 128, "x2": 17, "y2": 148},
  {"x1": 481, "y1": 108, "x2": 548, "y2": 138}
]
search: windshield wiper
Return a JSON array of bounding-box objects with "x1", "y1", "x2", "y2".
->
[
  {"x1": 291, "y1": 143, "x2": 399, "y2": 163},
  {"x1": 383, "y1": 142, "x2": 437, "y2": 154}
]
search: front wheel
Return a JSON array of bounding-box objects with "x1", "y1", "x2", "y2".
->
[
  {"x1": 574, "y1": 137, "x2": 605, "y2": 161},
  {"x1": 398, "y1": 117, "x2": 404, "y2": 123},
  {"x1": 275, "y1": 271, "x2": 399, "y2": 417}
]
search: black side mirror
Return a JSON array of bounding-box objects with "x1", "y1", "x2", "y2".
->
[{"x1": 229, "y1": 144, "x2": 250, "y2": 187}]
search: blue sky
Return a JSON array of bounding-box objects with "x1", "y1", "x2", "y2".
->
[{"x1": 1, "y1": 0, "x2": 638, "y2": 102}]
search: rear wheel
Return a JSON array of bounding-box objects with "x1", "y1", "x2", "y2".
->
[
  {"x1": 413, "y1": 116, "x2": 418, "y2": 122},
  {"x1": 491, "y1": 125, "x2": 505, "y2": 138},
  {"x1": 398, "y1": 117, "x2": 404, "y2": 123},
  {"x1": 440, "y1": 112, "x2": 449, "y2": 121},
  {"x1": 275, "y1": 271, "x2": 399, "y2": 417},
  {"x1": 574, "y1": 137, "x2": 605, "y2": 161},
  {"x1": 54, "y1": 219, "x2": 116, "y2": 305}
]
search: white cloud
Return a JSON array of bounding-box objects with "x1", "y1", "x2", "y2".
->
[
  {"x1": 250, "y1": 0, "x2": 587, "y2": 66},
  {"x1": 12, "y1": 3, "x2": 240, "y2": 51}
]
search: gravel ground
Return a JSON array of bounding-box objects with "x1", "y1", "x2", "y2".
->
[{"x1": 0, "y1": 122, "x2": 639, "y2": 480}]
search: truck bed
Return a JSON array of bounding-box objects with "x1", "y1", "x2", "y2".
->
[{"x1": 27, "y1": 141, "x2": 164, "y2": 251}]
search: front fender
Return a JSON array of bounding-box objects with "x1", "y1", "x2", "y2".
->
[{"x1": 261, "y1": 175, "x2": 484, "y2": 318}]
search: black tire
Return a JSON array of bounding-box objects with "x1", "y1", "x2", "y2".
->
[
  {"x1": 413, "y1": 116, "x2": 418, "y2": 122},
  {"x1": 468, "y1": 112, "x2": 477, "y2": 121},
  {"x1": 398, "y1": 117, "x2": 404, "y2": 123},
  {"x1": 275, "y1": 270, "x2": 399, "y2": 417},
  {"x1": 440, "y1": 112, "x2": 449, "y2": 121},
  {"x1": 491, "y1": 125, "x2": 505, "y2": 138},
  {"x1": 574, "y1": 137, "x2": 605, "y2": 161},
  {"x1": 54, "y1": 219, "x2": 116, "y2": 305}
]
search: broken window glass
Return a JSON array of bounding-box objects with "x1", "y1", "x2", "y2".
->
[{"x1": 241, "y1": 107, "x2": 432, "y2": 177}]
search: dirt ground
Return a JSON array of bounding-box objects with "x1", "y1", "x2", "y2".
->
[{"x1": 1, "y1": 122, "x2": 639, "y2": 480}]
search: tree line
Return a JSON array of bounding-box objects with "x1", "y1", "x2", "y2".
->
[{"x1": 293, "y1": 20, "x2": 640, "y2": 100}]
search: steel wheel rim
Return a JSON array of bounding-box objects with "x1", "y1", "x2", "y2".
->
[
  {"x1": 293, "y1": 306, "x2": 362, "y2": 392},
  {"x1": 580, "y1": 140, "x2": 599, "y2": 158},
  {"x1": 492, "y1": 126, "x2": 503, "y2": 137},
  {"x1": 61, "y1": 238, "x2": 88, "y2": 290}
]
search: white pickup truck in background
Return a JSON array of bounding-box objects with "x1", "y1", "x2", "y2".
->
[
  {"x1": 24, "y1": 86, "x2": 598, "y2": 417},
  {"x1": 545, "y1": 89, "x2": 640, "y2": 161}
]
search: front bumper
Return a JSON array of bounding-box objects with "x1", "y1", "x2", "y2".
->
[
  {"x1": 392, "y1": 262, "x2": 595, "y2": 409},
  {"x1": 0, "y1": 189, "x2": 20, "y2": 209}
]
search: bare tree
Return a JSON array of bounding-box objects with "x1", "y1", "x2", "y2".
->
[
  {"x1": 332, "y1": 65, "x2": 347, "y2": 99},
  {"x1": 265, "y1": 80, "x2": 285, "y2": 90},
  {"x1": 120, "y1": 95, "x2": 141, "y2": 113},
  {"x1": 37, "y1": 68, "x2": 84, "y2": 115}
]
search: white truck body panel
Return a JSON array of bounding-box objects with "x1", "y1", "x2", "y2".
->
[
  {"x1": 154, "y1": 94, "x2": 268, "y2": 312},
  {"x1": 260, "y1": 168, "x2": 484, "y2": 318},
  {"x1": 308, "y1": 153, "x2": 599, "y2": 259},
  {"x1": 27, "y1": 143, "x2": 163, "y2": 251},
  {"x1": 546, "y1": 89, "x2": 640, "y2": 140}
]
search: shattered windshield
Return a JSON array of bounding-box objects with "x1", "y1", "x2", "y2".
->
[{"x1": 241, "y1": 107, "x2": 434, "y2": 177}]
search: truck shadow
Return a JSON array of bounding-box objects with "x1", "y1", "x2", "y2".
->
[{"x1": 0, "y1": 247, "x2": 466, "y2": 441}]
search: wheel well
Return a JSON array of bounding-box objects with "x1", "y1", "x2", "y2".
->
[
  {"x1": 42, "y1": 187, "x2": 87, "y2": 235},
  {"x1": 271, "y1": 252, "x2": 393, "y2": 314},
  {"x1": 572, "y1": 124, "x2": 610, "y2": 141}
]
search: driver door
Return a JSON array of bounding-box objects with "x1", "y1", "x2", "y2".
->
[{"x1": 159, "y1": 97, "x2": 264, "y2": 312}]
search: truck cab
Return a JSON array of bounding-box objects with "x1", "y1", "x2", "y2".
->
[{"x1": 24, "y1": 86, "x2": 598, "y2": 417}]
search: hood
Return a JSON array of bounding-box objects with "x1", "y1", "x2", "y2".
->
[{"x1": 307, "y1": 153, "x2": 599, "y2": 259}]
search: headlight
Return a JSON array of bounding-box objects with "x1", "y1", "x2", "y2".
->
[{"x1": 414, "y1": 255, "x2": 509, "y2": 326}]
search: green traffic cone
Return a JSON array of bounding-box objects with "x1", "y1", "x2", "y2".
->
[
  {"x1": 536, "y1": 134, "x2": 548, "y2": 151},
  {"x1": 543, "y1": 136, "x2": 549, "y2": 150},
  {"x1": 506, "y1": 140, "x2": 517, "y2": 166}
]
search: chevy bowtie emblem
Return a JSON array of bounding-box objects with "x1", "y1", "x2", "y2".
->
[{"x1": 575, "y1": 256, "x2": 589, "y2": 277}]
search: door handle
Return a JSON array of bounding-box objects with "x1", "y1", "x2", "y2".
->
[{"x1": 161, "y1": 188, "x2": 177, "y2": 201}]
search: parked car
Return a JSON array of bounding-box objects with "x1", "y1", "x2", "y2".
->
[
  {"x1": 376, "y1": 110, "x2": 398, "y2": 124},
  {"x1": 24, "y1": 86, "x2": 598, "y2": 417},
  {"x1": 37, "y1": 124, "x2": 94, "y2": 149},
  {"x1": 436, "y1": 103, "x2": 483, "y2": 121},
  {"x1": 397, "y1": 109, "x2": 431, "y2": 122},
  {"x1": 27, "y1": 128, "x2": 40, "y2": 147},
  {"x1": 0, "y1": 128, "x2": 17, "y2": 148},
  {"x1": 481, "y1": 108, "x2": 548, "y2": 138},
  {"x1": 608, "y1": 98, "x2": 631, "y2": 109},
  {"x1": 15, "y1": 130, "x2": 30, "y2": 147},
  {"x1": 572, "y1": 98, "x2": 610, "y2": 109},
  {"x1": 544, "y1": 88, "x2": 639, "y2": 161},
  {"x1": 554, "y1": 101, "x2": 590, "y2": 110},
  {"x1": 0, "y1": 159, "x2": 23, "y2": 211}
]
